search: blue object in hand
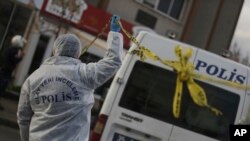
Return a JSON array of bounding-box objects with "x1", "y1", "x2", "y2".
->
[{"x1": 110, "y1": 15, "x2": 121, "y2": 32}]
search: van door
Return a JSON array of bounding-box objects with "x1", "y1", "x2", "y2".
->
[
  {"x1": 101, "y1": 32, "x2": 200, "y2": 141},
  {"x1": 241, "y1": 69, "x2": 250, "y2": 124},
  {"x1": 101, "y1": 50, "x2": 177, "y2": 140},
  {"x1": 169, "y1": 49, "x2": 247, "y2": 141}
]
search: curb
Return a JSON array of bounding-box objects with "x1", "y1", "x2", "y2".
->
[{"x1": 0, "y1": 90, "x2": 19, "y2": 129}]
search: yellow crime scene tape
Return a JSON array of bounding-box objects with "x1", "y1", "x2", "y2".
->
[
  {"x1": 81, "y1": 20, "x2": 111, "y2": 55},
  {"x1": 82, "y1": 17, "x2": 250, "y2": 118}
]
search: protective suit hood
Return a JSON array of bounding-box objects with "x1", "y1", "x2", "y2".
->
[{"x1": 53, "y1": 34, "x2": 82, "y2": 58}]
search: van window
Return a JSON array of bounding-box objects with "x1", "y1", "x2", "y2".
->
[{"x1": 119, "y1": 61, "x2": 240, "y2": 140}]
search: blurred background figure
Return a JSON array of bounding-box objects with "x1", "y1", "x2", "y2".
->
[{"x1": 0, "y1": 35, "x2": 26, "y2": 110}]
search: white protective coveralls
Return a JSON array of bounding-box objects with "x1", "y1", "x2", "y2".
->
[{"x1": 17, "y1": 31, "x2": 123, "y2": 141}]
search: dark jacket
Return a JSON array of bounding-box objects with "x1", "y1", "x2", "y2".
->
[{"x1": 1, "y1": 46, "x2": 23, "y2": 75}]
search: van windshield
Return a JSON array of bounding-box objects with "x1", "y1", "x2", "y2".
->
[{"x1": 119, "y1": 61, "x2": 240, "y2": 141}]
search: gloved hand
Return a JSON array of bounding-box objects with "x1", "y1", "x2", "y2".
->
[{"x1": 110, "y1": 15, "x2": 121, "y2": 32}]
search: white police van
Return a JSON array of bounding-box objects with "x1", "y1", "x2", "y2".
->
[{"x1": 90, "y1": 31, "x2": 250, "y2": 141}]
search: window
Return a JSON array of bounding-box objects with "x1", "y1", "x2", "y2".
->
[
  {"x1": 136, "y1": 0, "x2": 184, "y2": 19},
  {"x1": 85, "y1": 0, "x2": 101, "y2": 7},
  {"x1": 79, "y1": 52, "x2": 101, "y2": 63},
  {"x1": 0, "y1": 1, "x2": 15, "y2": 46},
  {"x1": 0, "y1": 1, "x2": 32, "y2": 52},
  {"x1": 143, "y1": 0, "x2": 157, "y2": 8},
  {"x1": 135, "y1": 10, "x2": 157, "y2": 29},
  {"x1": 28, "y1": 35, "x2": 50, "y2": 75},
  {"x1": 119, "y1": 61, "x2": 240, "y2": 141}
]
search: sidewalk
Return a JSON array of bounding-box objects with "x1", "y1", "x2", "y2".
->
[{"x1": 0, "y1": 91, "x2": 19, "y2": 129}]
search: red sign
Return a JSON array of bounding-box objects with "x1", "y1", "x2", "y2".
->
[{"x1": 41, "y1": 0, "x2": 134, "y2": 48}]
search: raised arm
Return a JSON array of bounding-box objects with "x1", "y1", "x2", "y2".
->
[{"x1": 80, "y1": 15, "x2": 123, "y2": 89}]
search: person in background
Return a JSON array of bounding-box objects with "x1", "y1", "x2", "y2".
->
[
  {"x1": 17, "y1": 15, "x2": 123, "y2": 141},
  {"x1": 0, "y1": 35, "x2": 26, "y2": 110}
]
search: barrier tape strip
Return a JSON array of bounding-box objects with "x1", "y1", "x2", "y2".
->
[
  {"x1": 80, "y1": 20, "x2": 110, "y2": 55},
  {"x1": 191, "y1": 73, "x2": 250, "y2": 90}
]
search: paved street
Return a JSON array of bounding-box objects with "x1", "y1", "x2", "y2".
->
[
  {"x1": 0, "y1": 95, "x2": 19, "y2": 128},
  {"x1": 0, "y1": 94, "x2": 20, "y2": 141},
  {"x1": 0, "y1": 125, "x2": 20, "y2": 141}
]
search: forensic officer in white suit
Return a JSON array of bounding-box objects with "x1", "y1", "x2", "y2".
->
[{"x1": 17, "y1": 15, "x2": 123, "y2": 141}]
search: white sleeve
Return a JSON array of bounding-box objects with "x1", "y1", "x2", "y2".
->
[
  {"x1": 17, "y1": 79, "x2": 33, "y2": 141},
  {"x1": 80, "y1": 31, "x2": 123, "y2": 89}
]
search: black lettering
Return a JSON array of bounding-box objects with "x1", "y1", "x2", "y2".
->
[
  {"x1": 66, "y1": 80, "x2": 72, "y2": 87},
  {"x1": 61, "y1": 92, "x2": 65, "y2": 101},
  {"x1": 228, "y1": 69, "x2": 237, "y2": 81},
  {"x1": 217, "y1": 68, "x2": 228, "y2": 80},
  {"x1": 206, "y1": 65, "x2": 218, "y2": 75},
  {"x1": 48, "y1": 95, "x2": 54, "y2": 102},
  {"x1": 74, "y1": 97, "x2": 80, "y2": 101},
  {"x1": 72, "y1": 87, "x2": 77, "y2": 93},
  {"x1": 73, "y1": 91, "x2": 78, "y2": 96},
  {"x1": 195, "y1": 60, "x2": 207, "y2": 71},
  {"x1": 236, "y1": 75, "x2": 246, "y2": 84},
  {"x1": 120, "y1": 117, "x2": 132, "y2": 122},
  {"x1": 35, "y1": 97, "x2": 40, "y2": 104},
  {"x1": 48, "y1": 78, "x2": 53, "y2": 83},
  {"x1": 35, "y1": 90, "x2": 39, "y2": 95},
  {"x1": 55, "y1": 94, "x2": 61, "y2": 102},
  {"x1": 121, "y1": 112, "x2": 143, "y2": 122},
  {"x1": 43, "y1": 79, "x2": 48, "y2": 86},
  {"x1": 66, "y1": 93, "x2": 72, "y2": 100},
  {"x1": 41, "y1": 96, "x2": 47, "y2": 103},
  {"x1": 40, "y1": 82, "x2": 44, "y2": 88},
  {"x1": 62, "y1": 78, "x2": 67, "y2": 83},
  {"x1": 56, "y1": 77, "x2": 62, "y2": 82}
]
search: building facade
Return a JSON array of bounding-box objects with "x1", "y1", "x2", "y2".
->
[
  {"x1": 0, "y1": 0, "x2": 244, "y2": 90},
  {"x1": 181, "y1": 0, "x2": 244, "y2": 54},
  {"x1": 101, "y1": 0, "x2": 244, "y2": 54}
]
